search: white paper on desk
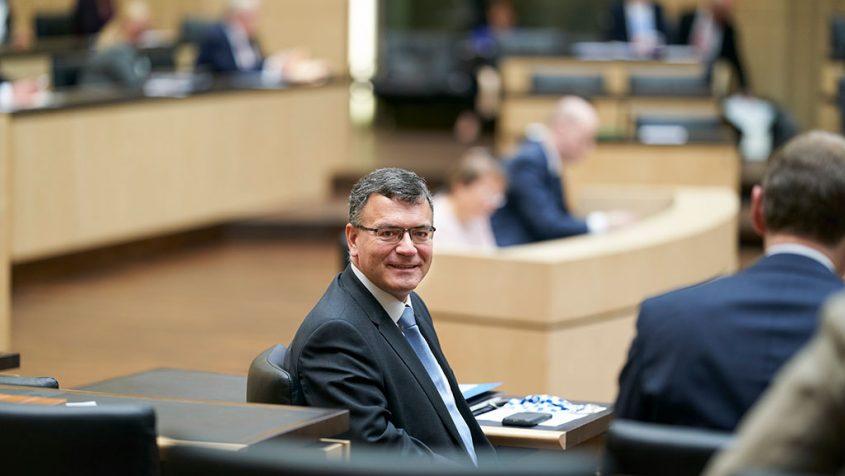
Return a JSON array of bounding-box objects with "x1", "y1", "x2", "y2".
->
[
  {"x1": 476, "y1": 402, "x2": 606, "y2": 428},
  {"x1": 66, "y1": 401, "x2": 98, "y2": 407}
]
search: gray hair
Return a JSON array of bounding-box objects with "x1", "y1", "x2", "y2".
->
[{"x1": 348, "y1": 168, "x2": 433, "y2": 225}]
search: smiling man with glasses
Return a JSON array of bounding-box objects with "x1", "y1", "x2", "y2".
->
[{"x1": 284, "y1": 168, "x2": 494, "y2": 466}]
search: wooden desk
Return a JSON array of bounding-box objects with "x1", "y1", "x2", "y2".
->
[
  {"x1": 80, "y1": 368, "x2": 609, "y2": 451},
  {"x1": 418, "y1": 185, "x2": 739, "y2": 402},
  {"x1": 0, "y1": 80, "x2": 350, "y2": 351},
  {"x1": 0, "y1": 382, "x2": 348, "y2": 450},
  {"x1": 0, "y1": 352, "x2": 20, "y2": 370}
]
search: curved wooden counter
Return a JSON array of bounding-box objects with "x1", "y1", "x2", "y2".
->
[{"x1": 418, "y1": 186, "x2": 739, "y2": 402}]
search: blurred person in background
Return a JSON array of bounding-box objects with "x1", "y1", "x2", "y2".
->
[
  {"x1": 676, "y1": 0, "x2": 749, "y2": 92},
  {"x1": 195, "y1": 0, "x2": 327, "y2": 83},
  {"x1": 433, "y1": 148, "x2": 506, "y2": 251},
  {"x1": 79, "y1": 0, "x2": 152, "y2": 90},
  {"x1": 74, "y1": 0, "x2": 114, "y2": 37},
  {"x1": 491, "y1": 96, "x2": 634, "y2": 246},
  {"x1": 605, "y1": 0, "x2": 672, "y2": 57}
]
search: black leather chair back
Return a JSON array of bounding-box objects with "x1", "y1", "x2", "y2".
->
[
  {"x1": 168, "y1": 443, "x2": 596, "y2": 476},
  {"x1": 0, "y1": 403, "x2": 159, "y2": 476},
  {"x1": 602, "y1": 419, "x2": 733, "y2": 476},
  {"x1": 0, "y1": 375, "x2": 59, "y2": 388},
  {"x1": 246, "y1": 344, "x2": 300, "y2": 405},
  {"x1": 34, "y1": 13, "x2": 75, "y2": 38}
]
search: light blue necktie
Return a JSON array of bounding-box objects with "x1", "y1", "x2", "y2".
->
[{"x1": 399, "y1": 305, "x2": 477, "y2": 465}]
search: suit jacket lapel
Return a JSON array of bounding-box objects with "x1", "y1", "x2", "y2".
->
[{"x1": 338, "y1": 269, "x2": 466, "y2": 448}]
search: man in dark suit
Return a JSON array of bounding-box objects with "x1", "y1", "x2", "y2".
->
[
  {"x1": 195, "y1": 0, "x2": 263, "y2": 74},
  {"x1": 285, "y1": 168, "x2": 494, "y2": 465},
  {"x1": 615, "y1": 131, "x2": 845, "y2": 432},
  {"x1": 491, "y1": 95, "x2": 633, "y2": 246},
  {"x1": 605, "y1": 0, "x2": 672, "y2": 49},
  {"x1": 675, "y1": 0, "x2": 749, "y2": 92}
]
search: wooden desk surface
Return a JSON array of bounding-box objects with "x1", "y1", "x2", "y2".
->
[
  {"x1": 0, "y1": 352, "x2": 20, "y2": 371},
  {"x1": 80, "y1": 368, "x2": 610, "y2": 451},
  {"x1": 0, "y1": 381, "x2": 348, "y2": 449}
]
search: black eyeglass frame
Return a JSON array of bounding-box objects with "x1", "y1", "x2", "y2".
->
[{"x1": 353, "y1": 224, "x2": 437, "y2": 244}]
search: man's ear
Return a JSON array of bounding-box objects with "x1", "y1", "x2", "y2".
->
[
  {"x1": 750, "y1": 185, "x2": 766, "y2": 237},
  {"x1": 346, "y1": 223, "x2": 359, "y2": 259}
]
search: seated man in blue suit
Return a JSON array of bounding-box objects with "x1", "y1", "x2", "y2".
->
[
  {"x1": 491, "y1": 95, "x2": 634, "y2": 246},
  {"x1": 195, "y1": 0, "x2": 264, "y2": 74},
  {"x1": 285, "y1": 168, "x2": 494, "y2": 466},
  {"x1": 195, "y1": 0, "x2": 328, "y2": 83},
  {"x1": 615, "y1": 130, "x2": 845, "y2": 431}
]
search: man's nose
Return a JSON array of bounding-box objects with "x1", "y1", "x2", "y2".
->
[{"x1": 395, "y1": 232, "x2": 418, "y2": 254}]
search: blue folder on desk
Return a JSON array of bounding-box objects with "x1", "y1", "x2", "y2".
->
[{"x1": 459, "y1": 383, "x2": 501, "y2": 403}]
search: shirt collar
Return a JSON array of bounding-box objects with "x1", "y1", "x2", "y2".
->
[
  {"x1": 525, "y1": 123, "x2": 562, "y2": 175},
  {"x1": 350, "y1": 263, "x2": 410, "y2": 325},
  {"x1": 766, "y1": 243, "x2": 835, "y2": 272}
]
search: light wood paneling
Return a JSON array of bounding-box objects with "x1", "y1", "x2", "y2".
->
[
  {"x1": 419, "y1": 186, "x2": 739, "y2": 401},
  {"x1": 566, "y1": 142, "x2": 740, "y2": 201},
  {"x1": 0, "y1": 115, "x2": 9, "y2": 350},
  {"x1": 10, "y1": 85, "x2": 349, "y2": 262}
]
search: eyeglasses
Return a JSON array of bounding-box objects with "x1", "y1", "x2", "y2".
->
[{"x1": 354, "y1": 225, "x2": 436, "y2": 244}]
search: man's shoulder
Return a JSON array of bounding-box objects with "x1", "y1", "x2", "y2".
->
[{"x1": 637, "y1": 274, "x2": 739, "y2": 329}]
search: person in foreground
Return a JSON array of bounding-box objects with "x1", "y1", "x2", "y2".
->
[
  {"x1": 705, "y1": 292, "x2": 845, "y2": 476},
  {"x1": 614, "y1": 130, "x2": 845, "y2": 431},
  {"x1": 285, "y1": 168, "x2": 494, "y2": 465},
  {"x1": 491, "y1": 95, "x2": 634, "y2": 246}
]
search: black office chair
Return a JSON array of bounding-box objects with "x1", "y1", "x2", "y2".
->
[
  {"x1": 0, "y1": 375, "x2": 59, "y2": 388},
  {"x1": 246, "y1": 344, "x2": 300, "y2": 405},
  {"x1": 168, "y1": 442, "x2": 596, "y2": 476},
  {"x1": 34, "y1": 12, "x2": 75, "y2": 39},
  {"x1": 0, "y1": 403, "x2": 159, "y2": 476},
  {"x1": 601, "y1": 419, "x2": 733, "y2": 476}
]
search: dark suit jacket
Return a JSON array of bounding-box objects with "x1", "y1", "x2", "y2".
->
[
  {"x1": 284, "y1": 267, "x2": 494, "y2": 465},
  {"x1": 605, "y1": 1, "x2": 672, "y2": 43},
  {"x1": 615, "y1": 253, "x2": 844, "y2": 432},
  {"x1": 676, "y1": 10, "x2": 748, "y2": 90},
  {"x1": 195, "y1": 23, "x2": 263, "y2": 74},
  {"x1": 491, "y1": 139, "x2": 588, "y2": 246}
]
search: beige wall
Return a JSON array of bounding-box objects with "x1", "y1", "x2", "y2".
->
[{"x1": 10, "y1": 0, "x2": 348, "y2": 73}]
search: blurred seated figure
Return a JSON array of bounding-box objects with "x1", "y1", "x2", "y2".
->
[
  {"x1": 491, "y1": 96, "x2": 635, "y2": 246},
  {"x1": 79, "y1": 0, "x2": 152, "y2": 90},
  {"x1": 605, "y1": 0, "x2": 672, "y2": 57},
  {"x1": 705, "y1": 292, "x2": 845, "y2": 476},
  {"x1": 73, "y1": 0, "x2": 115, "y2": 37},
  {"x1": 615, "y1": 131, "x2": 845, "y2": 432},
  {"x1": 676, "y1": 0, "x2": 749, "y2": 92},
  {"x1": 433, "y1": 148, "x2": 506, "y2": 251},
  {"x1": 195, "y1": 0, "x2": 328, "y2": 83}
]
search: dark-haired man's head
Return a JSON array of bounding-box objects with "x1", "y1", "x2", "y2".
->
[
  {"x1": 346, "y1": 168, "x2": 434, "y2": 301},
  {"x1": 751, "y1": 131, "x2": 845, "y2": 273}
]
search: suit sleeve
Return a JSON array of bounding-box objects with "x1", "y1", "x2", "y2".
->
[
  {"x1": 614, "y1": 305, "x2": 654, "y2": 421},
  {"x1": 196, "y1": 29, "x2": 233, "y2": 73},
  {"x1": 704, "y1": 297, "x2": 845, "y2": 476},
  {"x1": 296, "y1": 319, "x2": 452, "y2": 461},
  {"x1": 508, "y1": 158, "x2": 589, "y2": 239}
]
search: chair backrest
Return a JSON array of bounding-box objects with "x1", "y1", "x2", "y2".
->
[
  {"x1": 0, "y1": 375, "x2": 59, "y2": 388},
  {"x1": 0, "y1": 403, "x2": 159, "y2": 476},
  {"x1": 34, "y1": 13, "x2": 75, "y2": 38},
  {"x1": 246, "y1": 344, "x2": 300, "y2": 405},
  {"x1": 168, "y1": 442, "x2": 596, "y2": 476},
  {"x1": 602, "y1": 419, "x2": 733, "y2": 476}
]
